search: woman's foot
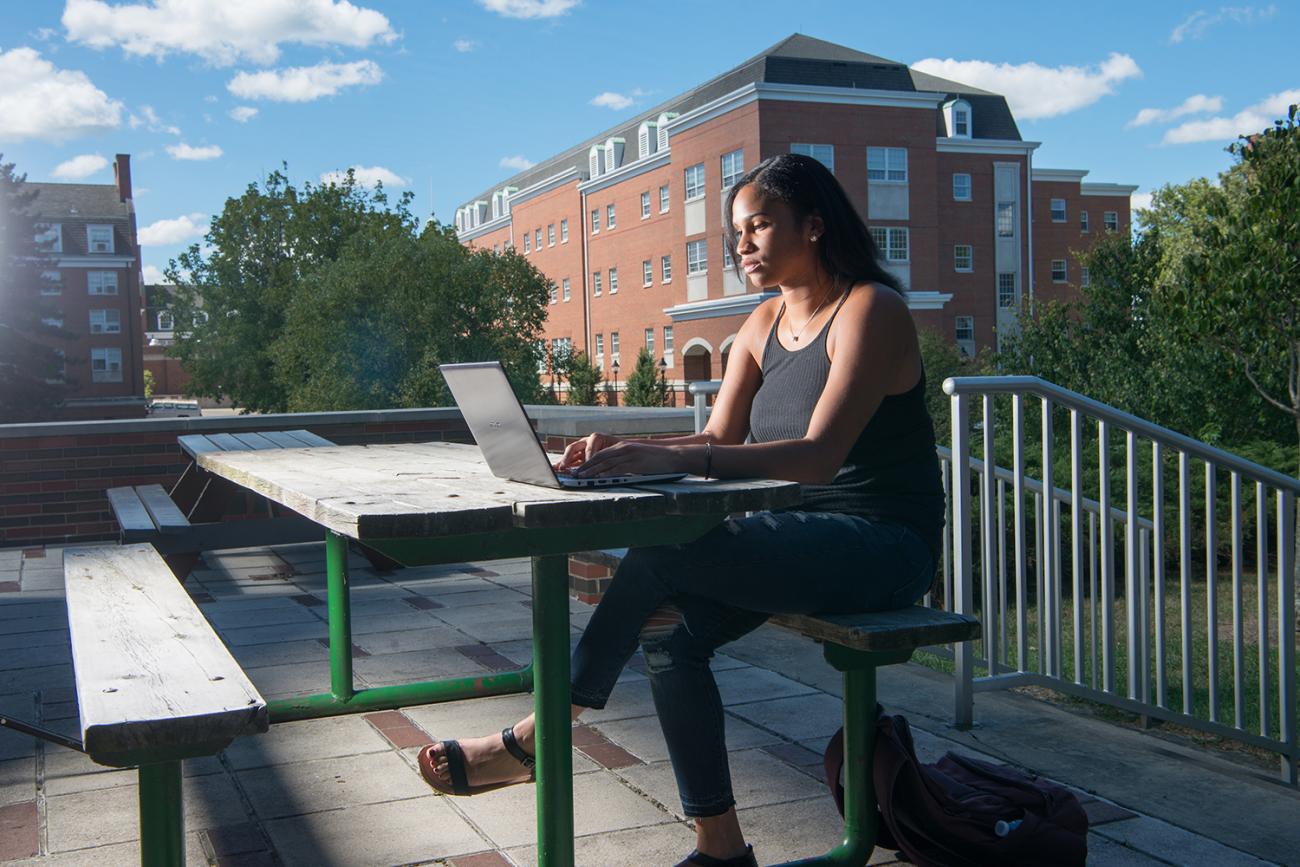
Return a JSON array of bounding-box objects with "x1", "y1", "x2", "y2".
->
[{"x1": 418, "y1": 723, "x2": 535, "y2": 795}]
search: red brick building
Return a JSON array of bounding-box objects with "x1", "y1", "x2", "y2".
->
[
  {"x1": 27, "y1": 154, "x2": 147, "y2": 419},
  {"x1": 454, "y1": 35, "x2": 1135, "y2": 392}
]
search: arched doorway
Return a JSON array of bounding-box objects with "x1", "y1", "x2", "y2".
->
[{"x1": 681, "y1": 338, "x2": 714, "y2": 403}]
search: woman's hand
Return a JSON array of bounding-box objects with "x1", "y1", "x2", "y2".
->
[
  {"x1": 554, "y1": 432, "x2": 622, "y2": 473},
  {"x1": 570, "y1": 440, "x2": 682, "y2": 478}
]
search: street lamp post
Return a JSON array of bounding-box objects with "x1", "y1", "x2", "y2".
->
[
  {"x1": 658, "y1": 356, "x2": 669, "y2": 406},
  {"x1": 610, "y1": 359, "x2": 619, "y2": 407}
]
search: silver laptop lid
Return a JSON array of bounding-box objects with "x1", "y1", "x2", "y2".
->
[{"x1": 439, "y1": 361, "x2": 561, "y2": 488}]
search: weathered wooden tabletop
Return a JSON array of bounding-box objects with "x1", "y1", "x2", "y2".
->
[{"x1": 197, "y1": 441, "x2": 801, "y2": 541}]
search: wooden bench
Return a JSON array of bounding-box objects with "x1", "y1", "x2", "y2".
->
[
  {"x1": 64, "y1": 544, "x2": 268, "y2": 865},
  {"x1": 106, "y1": 430, "x2": 337, "y2": 577}
]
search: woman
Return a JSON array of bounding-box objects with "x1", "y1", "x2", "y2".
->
[{"x1": 419, "y1": 153, "x2": 945, "y2": 867}]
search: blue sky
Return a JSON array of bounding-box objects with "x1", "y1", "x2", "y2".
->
[{"x1": 2, "y1": 0, "x2": 1296, "y2": 283}]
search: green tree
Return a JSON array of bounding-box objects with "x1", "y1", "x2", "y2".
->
[
  {"x1": 623, "y1": 347, "x2": 669, "y2": 407},
  {"x1": 0, "y1": 157, "x2": 71, "y2": 420},
  {"x1": 168, "y1": 167, "x2": 550, "y2": 411},
  {"x1": 562, "y1": 351, "x2": 603, "y2": 406}
]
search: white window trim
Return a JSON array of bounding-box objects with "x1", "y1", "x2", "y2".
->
[
  {"x1": 642, "y1": 259, "x2": 653, "y2": 287},
  {"x1": 89, "y1": 308, "x2": 122, "y2": 334},
  {"x1": 88, "y1": 271, "x2": 119, "y2": 295},
  {"x1": 952, "y1": 173, "x2": 972, "y2": 202},
  {"x1": 866, "y1": 147, "x2": 908, "y2": 184},
  {"x1": 720, "y1": 148, "x2": 744, "y2": 190},
  {"x1": 659, "y1": 185, "x2": 670, "y2": 213},
  {"x1": 561, "y1": 219, "x2": 569, "y2": 243},
  {"x1": 606, "y1": 204, "x2": 616, "y2": 229},
  {"x1": 953, "y1": 245, "x2": 973, "y2": 272},
  {"x1": 684, "y1": 164, "x2": 705, "y2": 202},
  {"x1": 790, "y1": 143, "x2": 834, "y2": 173},
  {"x1": 1051, "y1": 259, "x2": 1068, "y2": 283},
  {"x1": 661, "y1": 255, "x2": 672, "y2": 283},
  {"x1": 88, "y1": 224, "x2": 114, "y2": 254},
  {"x1": 686, "y1": 239, "x2": 708, "y2": 274},
  {"x1": 562, "y1": 278, "x2": 571, "y2": 302},
  {"x1": 1050, "y1": 198, "x2": 1067, "y2": 223},
  {"x1": 609, "y1": 267, "x2": 618, "y2": 294}
]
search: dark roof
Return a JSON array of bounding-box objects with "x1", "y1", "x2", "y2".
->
[
  {"x1": 459, "y1": 34, "x2": 1021, "y2": 214},
  {"x1": 27, "y1": 183, "x2": 131, "y2": 220}
]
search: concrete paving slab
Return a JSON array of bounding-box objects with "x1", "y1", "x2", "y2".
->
[
  {"x1": 1, "y1": 665, "x2": 72, "y2": 703},
  {"x1": 348, "y1": 610, "x2": 447, "y2": 636},
  {"x1": 574, "y1": 677, "x2": 658, "y2": 724},
  {"x1": 616, "y1": 748, "x2": 828, "y2": 821},
  {"x1": 1094, "y1": 815, "x2": 1274, "y2": 866},
  {"x1": 239, "y1": 751, "x2": 429, "y2": 819},
  {"x1": 0, "y1": 642, "x2": 71, "y2": 671},
  {"x1": 191, "y1": 590, "x2": 307, "y2": 611},
  {"x1": 200, "y1": 603, "x2": 321, "y2": 630},
  {"x1": 0, "y1": 628, "x2": 69, "y2": 651},
  {"x1": 421, "y1": 587, "x2": 530, "y2": 609},
  {"x1": 230, "y1": 638, "x2": 330, "y2": 670},
  {"x1": 5, "y1": 834, "x2": 208, "y2": 866},
  {"x1": 402, "y1": 693, "x2": 538, "y2": 740},
  {"x1": 351, "y1": 624, "x2": 469, "y2": 655},
  {"x1": 726, "y1": 692, "x2": 847, "y2": 742},
  {"x1": 0, "y1": 600, "x2": 66, "y2": 622},
  {"x1": 0, "y1": 757, "x2": 34, "y2": 807},
  {"x1": 734, "y1": 792, "x2": 906, "y2": 865},
  {"x1": 453, "y1": 769, "x2": 674, "y2": 849},
  {"x1": 436, "y1": 614, "x2": 536, "y2": 644},
  {"x1": 592, "y1": 713, "x2": 782, "y2": 764},
  {"x1": 223, "y1": 715, "x2": 391, "y2": 771},
  {"x1": 352, "y1": 647, "x2": 493, "y2": 686},
  {"x1": 220, "y1": 619, "x2": 329, "y2": 647},
  {"x1": 1086, "y1": 834, "x2": 1178, "y2": 865},
  {"x1": 262, "y1": 794, "x2": 486, "y2": 867},
  {"x1": 716, "y1": 665, "x2": 818, "y2": 707},
  {"x1": 239, "y1": 659, "x2": 336, "y2": 701},
  {"x1": 505, "y1": 818, "x2": 696, "y2": 867},
  {"x1": 0, "y1": 615, "x2": 70, "y2": 637}
]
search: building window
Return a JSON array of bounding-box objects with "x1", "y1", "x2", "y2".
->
[
  {"x1": 609, "y1": 267, "x2": 619, "y2": 294},
  {"x1": 997, "y1": 273, "x2": 1016, "y2": 308},
  {"x1": 641, "y1": 191, "x2": 651, "y2": 218},
  {"x1": 869, "y1": 227, "x2": 909, "y2": 262},
  {"x1": 548, "y1": 224, "x2": 556, "y2": 246},
  {"x1": 953, "y1": 245, "x2": 973, "y2": 272},
  {"x1": 953, "y1": 173, "x2": 972, "y2": 201},
  {"x1": 89, "y1": 308, "x2": 121, "y2": 334},
  {"x1": 661, "y1": 254, "x2": 672, "y2": 282},
  {"x1": 663, "y1": 326, "x2": 674, "y2": 361},
  {"x1": 1104, "y1": 210, "x2": 1119, "y2": 232},
  {"x1": 591, "y1": 209, "x2": 600, "y2": 233},
  {"x1": 610, "y1": 331, "x2": 620, "y2": 364},
  {"x1": 644, "y1": 328, "x2": 655, "y2": 356},
  {"x1": 643, "y1": 259, "x2": 653, "y2": 286},
  {"x1": 535, "y1": 228, "x2": 542, "y2": 249},
  {"x1": 493, "y1": 243, "x2": 500, "y2": 255},
  {"x1": 157, "y1": 310, "x2": 175, "y2": 331},
  {"x1": 1080, "y1": 210, "x2": 1089, "y2": 232},
  {"x1": 561, "y1": 218, "x2": 569, "y2": 243},
  {"x1": 35, "y1": 223, "x2": 62, "y2": 253},
  {"x1": 721, "y1": 148, "x2": 744, "y2": 190},
  {"x1": 790, "y1": 143, "x2": 834, "y2": 172},
  {"x1": 523, "y1": 233, "x2": 531, "y2": 253},
  {"x1": 549, "y1": 283, "x2": 558, "y2": 304},
  {"x1": 607, "y1": 204, "x2": 616, "y2": 228},
  {"x1": 1050, "y1": 198, "x2": 1067, "y2": 222},
  {"x1": 684, "y1": 163, "x2": 705, "y2": 200},
  {"x1": 88, "y1": 271, "x2": 119, "y2": 295},
  {"x1": 955, "y1": 316, "x2": 975, "y2": 355},
  {"x1": 659, "y1": 184, "x2": 670, "y2": 213},
  {"x1": 595, "y1": 334, "x2": 604, "y2": 366},
  {"x1": 686, "y1": 239, "x2": 707, "y2": 274},
  {"x1": 41, "y1": 270, "x2": 62, "y2": 295},
  {"x1": 953, "y1": 104, "x2": 971, "y2": 137},
  {"x1": 723, "y1": 242, "x2": 734, "y2": 269},
  {"x1": 562, "y1": 277, "x2": 571, "y2": 301},
  {"x1": 592, "y1": 271, "x2": 602, "y2": 296},
  {"x1": 88, "y1": 225, "x2": 114, "y2": 254},
  {"x1": 867, "y1": 147, "x2": 907, "y2": 182},
  {"x1": 1051, "y1": 259, "x2": 1067, "y2": 282},
  {"x1": 996, "y1": 202, "x2": 1015, "y2": 238},
  {"x1": 91, "y1": 347, "x2": 123, "y2": 383},
  {"x1": 1081, "y1": 266, "x2": 1091, "y2": 288}
]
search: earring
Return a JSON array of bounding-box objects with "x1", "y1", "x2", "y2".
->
[{"x1": 810, "y1": 234, "x2": 818, "y2": 241}]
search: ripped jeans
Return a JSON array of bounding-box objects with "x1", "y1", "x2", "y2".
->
[{"x1": 568, "y1": 509, "x2": 935, "y2": 817}]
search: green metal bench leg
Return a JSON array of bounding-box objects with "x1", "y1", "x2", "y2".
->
[
  {"x1": 533, "y1": 553, "x2": 575, "y2": 867},
  {"x1": 139, "y1": 760, "x2": 184, "y2": 866},
  {"x1": 325, "y1": 531, "x2": 354, "y2": 701},
  {"x1": 774, "y1": 645, "x2": 912, "y2": 867}
]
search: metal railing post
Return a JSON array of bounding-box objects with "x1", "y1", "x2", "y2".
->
[{"x1": 951, "y1": 391, "x2": 975, "y2": 728}]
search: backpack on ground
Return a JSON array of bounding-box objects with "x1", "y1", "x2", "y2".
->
[{"x1": 823, "y1": 710, "x2": 1089, "y2": 866}]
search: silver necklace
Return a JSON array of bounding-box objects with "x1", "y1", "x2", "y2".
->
[{"x1": 786, "y1": 286, "x2": 835, "y2": 342}]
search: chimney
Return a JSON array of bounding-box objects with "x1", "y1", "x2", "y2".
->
[{"x1": 114, "y1": 154, "x2": 132, "y2": 202}]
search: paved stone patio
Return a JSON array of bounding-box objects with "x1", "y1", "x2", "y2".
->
[{"x1": 1, "y1": 542, "x2": 1295, "y2": 866}]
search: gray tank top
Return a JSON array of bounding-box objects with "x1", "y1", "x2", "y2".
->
[{"x1": 747, "y1": 289, "x2": 945, "y2": 554}]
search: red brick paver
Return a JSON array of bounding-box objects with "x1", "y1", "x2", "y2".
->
[
  {"x1": 453, "y1": 851, "x2": 513, "y2": 867},
  {"x1": 364, "y1": 711, "x2": 433, "y2": 749},
  {"x1": 0, "y1": 801, "x2": 38, "y2": 861}
]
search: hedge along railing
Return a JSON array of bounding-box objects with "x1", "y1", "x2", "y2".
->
[{"x1": 943, "y1": 375, "x2": 1298, "y2": 784}]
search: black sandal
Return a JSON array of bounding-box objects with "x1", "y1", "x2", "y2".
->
[
  {"x1": 418, "y1": 726, "x2": 536, "y2": 796},
  {"x1": 674, "y1": 844, "x2": 758, "y2": 867}
]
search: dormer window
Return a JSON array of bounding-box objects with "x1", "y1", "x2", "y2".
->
[
  {"x1": 657, "y1": 112, "x2": 678, "y2": 151},
  {"x1": 944, "y1": 99, "x2": 973, "y2": 139},
  {"x1": 604, "y1": 138, "x2": 625, "y2": 173},
  {"x1": 589, "y1": 144, "x2": 605, "y2": 178},
  {"x1": 88, "y1": 224, "x2": 113, "y2": 254},
  {"x1": 638, "y1": 121, "x2": 658, "y2": 159},
  {"x1": 35, "y1": 223, "x2": 62, "y2": 253}
]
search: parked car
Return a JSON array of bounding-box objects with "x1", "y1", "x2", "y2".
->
[{"x1": 148, "y1": 399, "x2": 202, "y2": 418}]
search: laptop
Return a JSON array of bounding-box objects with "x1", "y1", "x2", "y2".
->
[{"x1": 439, "y1": 361, "x2": 688, "y2": 489}]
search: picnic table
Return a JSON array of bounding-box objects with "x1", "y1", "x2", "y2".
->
[{"x1": 196, "y1": 440, "x2": 799, "y2": 867}]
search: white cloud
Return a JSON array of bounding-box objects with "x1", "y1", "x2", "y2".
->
[
  {"x1": 1170, "y1": 4, "x2": 1277, "y2": 43},
  {"x1": 1128, "y1": 93, "x2": 1223, "y2": 127},
  {"x1": 1163, "y1": 89, "x2": 1300, "y2": 144},
  {"x1": 590, "y1": 91, "x2": 633, "y2": 110},
  {"x1": 499, "y1": 155, "x2": 536, "y2": 170},
  {"x1": 139, "y1": 212, "x2": 208, "y2": 245},
  {"x1": 912, "y1": 52, "x2": 1141, "y2": 120},
  {"x1": 227, "y1": 59, "x2": 382, "y2": 102},
  {"x1": 453, "y1": 38, "x2": 478, "y2": 53},
  {"x1": 477, "y1": 0, "x2": 580, "y2": 19},
  {"x1": 142, "y1": 264, "x2": 167, "y2": 284},
  {"x1": 128, "y1": 104, "x2": 181, "y2": 135},
  {"x1": 1130, "y1": 191, "x2": 1154, "y2": 211},
  {"x1": 0, "y1": 47, "x2": 123, "y2": 143},
  {"x1": 319, "y1": 165, "x2": 409, "y2": 188},
  {"x1": 165, "y1": 142, "x2": 223, "y2": 160},
  {"x1": 62, "y1": 0, "x2": 395, "y2": 66},
  {"x1": 51, "y1": 153, "x2": 110, "y2": 179},
  {"x1": 228, "y1": 105, "x2": 258, "y2": 122}
]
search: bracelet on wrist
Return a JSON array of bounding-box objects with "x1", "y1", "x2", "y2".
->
[{"x1": 704, "y1": 441, "x2": 713, "y2": 479}]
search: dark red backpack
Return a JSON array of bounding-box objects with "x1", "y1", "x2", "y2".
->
[{"x1": 824, "y1": 711, "x2": 1089, "y2": 866}]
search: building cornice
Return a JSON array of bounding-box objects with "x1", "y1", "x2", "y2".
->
[
  {"x1": 1032, "y1": 168, "x2": 1089, "y2": 183},
  {"x1": 904, "y1": 291, "x2": 953, "y2": 311},
  {"x1": 1081, "y1": 183, "x2": 1140, "y2": 197},
  {"x1": 456, "y1": 214, "x2": 510, "y2": 243},
  {"x1": 578, "y1": 150, "x2": 671, "y2": 194},
  {"x1": 509, "y1": 167, "x2": 584, "y2": 207},
  {"x1": 663, "y1": 291, "x2": 779, "y2": 322},
  {"x1": 936, "y1": 137, "x2": 1040, "y2": 155},
  {"x1": 55, "y1": 255, "x2": 136, "y2": 268}
]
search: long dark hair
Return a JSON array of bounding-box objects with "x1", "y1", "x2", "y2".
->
[{"x1": 723, "y1": 153, "x2": 903, "y2": 294}]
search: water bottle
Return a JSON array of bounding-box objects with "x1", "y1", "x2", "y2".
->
[{"x1": 994, "y1": 818, "x2": 1023, "y2": 837}]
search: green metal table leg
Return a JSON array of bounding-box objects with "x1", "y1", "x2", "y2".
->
[
  {"x1": 139, "y1": 761, "x2": 184, "y2": 867},
  {"x1": 266, "y1": 664, "x2": 534, "y2": 722},
  {"x1": 325, "y1": 531, "x2": 354, "y2": 701},
  {"x1": 532, "y1": 553, "x2": 574, "y2": 867}
]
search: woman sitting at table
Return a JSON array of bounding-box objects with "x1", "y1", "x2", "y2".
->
[{"x1": 419, "y1": 153, "x2": 944, "y2": 867}]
